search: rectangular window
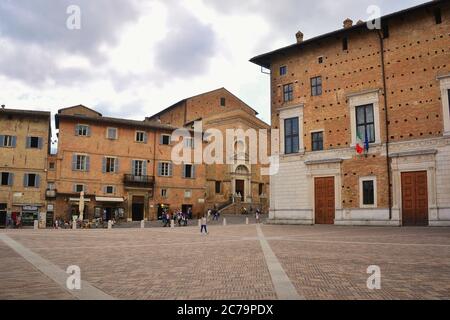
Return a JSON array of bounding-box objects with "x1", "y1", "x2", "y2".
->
[
  {"x1": 184, "y1": 137, "x2": 194, "y2": 149},
  {"x1": 318, "y1": 56, "x2": 323, "y2": 64},
  {"x1": 259, "y1": 183, "x2": 264, "y2": 196},
  {"x1": 161, "y1": 134, "x2": 171, "y2": 145},
  {"x1": 133, "y1": 160, "x2": 145, "y2": 176},
  {"x1": 49, "y1": 162, "x2": 55, "y2": 170},
  {"x1": 356, "y1": 104, "x2": 375, "y2": 144},
  {"x1": 311, "y1": 76, "x2": 322, "y2": 96},
  {"x1": 76, "y1": 124, "x2": 89, "y2": 136},
  {"x1": 1, "y1": 172, "x2": 13, "y2": 186},
  {"x1": 161, "y1": 189, "x2": 168, "y2": 198},
  {"x1": 158, "y1": 162, "x2": 172, "y2": 177},
  {"x1": 362, "y1": 180, "x2": 375, "y2": 205},
  {"x1": 183, "y1": 164, "x2": 195, "y2": 178},
  {"x1": 184, "y1": 190, "x2": 192, "y2": 198},
  {"x1": 24, "y1": 173, "x2": 39, "y2": 188},
  {"x1": 105, "y1": 186, "x2": 115, "y2": 194},
  {"x1": 104, "y1": 157, "x2": 117, "y2": 173},
  {"x1": 27, "y1": 136, "x2": 41, "y2": 149},
  {"x1": 283, "y1": 84, "x2": 294, "y2": 102},
  {"x1": 47, "y1": 182, "x2": 56, "y2": 190},
  {"x1": 75, "y1": 155, "x2": 88, "y2": 171},
  {"x1": 1, "y1": 135, "x2": 16, "y2": 147},
  {"x1": 311, "y1": 132, "x2": 324, "y2": 151},
  {"x1": 343, "y1": 37, "x2": 348, "y2": 50},
  {"x1": 75, "y1": 184, "x2": 85, "y2": 193},
  {"x1": 215, "y1": 181, "x2": 221, "y2": 194},
  {"x1": 135, "y1": 131, "x2": 147, "y2": 143},
  {"x1": 280, "y1": 65, "x2": 287, "y2": 76},
  {"x1": 220, "y1": 97, "x2": 226, "y2": 107},
  {"x1": 107, "y1": 128, "x2": 118, "y2": 140},
  {"x1": 284, "y1": 117, "x2": 299, "y2": 154},
  {"x1": 434, "y1": 8, "x2": 442, "y2": 24}
]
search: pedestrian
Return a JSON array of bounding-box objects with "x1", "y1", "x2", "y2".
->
[
  {"x1": 200, "y1": 215, "x2": 208, "y2": 235},
  {"x1": 207, "y1": 209, "x2": 212, "y2": 221},
  {"x1": 255, "y1": 208, "x2": 261, "y2": 224}
]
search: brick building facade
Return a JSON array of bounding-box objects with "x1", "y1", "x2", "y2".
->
[
  {"x1": 0, "y1": 108, "x2": 51, "y2": 227},
  {"x1": 147, "y1": 88, "x2": 271, "y2": 213},
  {"x1": 251, "y1": 0, "x2": 450, "y2": 226},
  {"x1": 52, "y1": 105, "x2": 206, "y2": 222}
]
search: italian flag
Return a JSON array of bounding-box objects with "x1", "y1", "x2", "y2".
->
[{"x1": 355, "y1": 131, "x2": 364, "y2": 154}]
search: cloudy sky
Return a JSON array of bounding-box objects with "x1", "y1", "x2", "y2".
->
[{"x1": 0, "y1": 0, "x2": 426, "y2": 131}]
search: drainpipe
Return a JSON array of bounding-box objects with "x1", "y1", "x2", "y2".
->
[{"x1": 377, "y1": 29, "x2": 393, "y2": 220}]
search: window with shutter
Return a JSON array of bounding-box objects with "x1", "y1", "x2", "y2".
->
[{"x1": 28, "y1": 137, "x2": 40, "y2": 149}]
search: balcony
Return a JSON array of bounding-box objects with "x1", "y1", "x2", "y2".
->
[
  {"x1": 124, "y1": 175, "x2": 155, "y2": 189},
  {"x1": 46, "y1": 189, "x2": 57, "y2": 198}
]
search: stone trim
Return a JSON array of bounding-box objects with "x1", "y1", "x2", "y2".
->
[{"x1": 391, "y1": 149, "x2": 438, "y2": 158}]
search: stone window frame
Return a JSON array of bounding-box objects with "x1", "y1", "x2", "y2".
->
[
  {"x1": 347, "y1": 89, "x2": 382, "y2": 147},
  {"x1": 160, "y1": 134, "x2": 171, "y2": 145},
  {"x1": 184, "y1": 189, "x2": 192, "y2": 199},
  {"x1": 106, "y1": 127, "x2": 118, "y2": 140},
  {"x1": 310, "y1": 129, "x2": 324, "y2": 152},
  {"x1": 135, "y1": 131, "x2": 147, "y2": 143},
  {"x1": 161, "y1": 188, "x2": 168, "y2": 198},
  {"x1": 359, "y1": 176, "x2": 377, "y2": 208},
  {"x1": 279, "y1": 104, "x2": 304, "y2": 156},
  {"x1": 76, "y1": 124, "x2": 90, "y2": 137},
  {"x1": 438, "y1": 74, "x2": 450, "y2": 136},
  {"x1": 104, "y1": 185, "x2": 115, "y2": 195}
]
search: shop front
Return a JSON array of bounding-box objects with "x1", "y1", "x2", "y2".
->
[
  {"x1": 94, "y1": 197, "x2": 125, "y2": 221},
  {"x1": 21, "y1": 205, "x2": 40, "y2": 226}
]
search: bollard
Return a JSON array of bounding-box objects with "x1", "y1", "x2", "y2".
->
[
  {"x1": 170, "y1": 219, "x2": 175, "y2": 228},
  {"x1": 33, "y1": 220, "x2": 39, "y2": 230},
  {"x1": 141, "y1": 220, "x2": 145, "y2": 229},
  {"x1": 198, "y1": 219, "x2": 201, "y2": 227},
  {"x1": 246, "y1": 217, "x2": 249, "y2": 225},
  {"x1": 72, "y1": 220, "x2": 77, "y2": 230},
  {"x1": 223, "y1": 218, "x2": 227, "y2": 226},
  {"x1": 108, "y1": 220, "x2": 112, "y2": 229}
]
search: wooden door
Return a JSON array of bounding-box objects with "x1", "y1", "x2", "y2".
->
[
  {"x1": 401, "y1": 171, "x2": 428, "y2": 226},
  {"x1": 314, "y1": 177, "x2": 335, "y2": 224}
]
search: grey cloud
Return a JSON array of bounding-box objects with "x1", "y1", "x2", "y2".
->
[
  {"x1": 203, "y1": 0, "x2": 426, "y2": 53},
  {"x1": 0, "y1": 43, "x2": 92, "y2": 86},
  {"x1": 0, "y1": 0, "x2": 140, "y2": 61},
  {"x1": 0, "y1": 0, "x2": 141, "y2": 87},
  {"x1": 154, "y1": 3, "x2": 217, "y2": 78}
]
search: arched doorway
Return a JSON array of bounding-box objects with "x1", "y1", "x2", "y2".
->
[{"x1": 234, "y1": 165, "x2": 249, "y2": 202}]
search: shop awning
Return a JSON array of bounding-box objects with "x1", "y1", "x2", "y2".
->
[{"x1": 95, "y1": 197, "x2": 124, "y2": 203}]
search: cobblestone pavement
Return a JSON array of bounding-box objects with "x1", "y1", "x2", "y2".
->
[{"x1": 0, "y1": 224, "x2": 449, "y2": 300}]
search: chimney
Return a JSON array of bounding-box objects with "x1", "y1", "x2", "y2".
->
[
  {"x1": 343, "y1": 18, "x2": 353, "y2": 28},
  {"x1": 295, "y1": 31, "x2": 304, "y2": 43}
]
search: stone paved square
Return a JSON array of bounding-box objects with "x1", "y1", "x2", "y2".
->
[{"x1": 1, "y1": 222, "x2": 449, "y2": 300}]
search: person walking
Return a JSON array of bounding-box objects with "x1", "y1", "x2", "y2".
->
[
  {"x1": 200, "y1": 215, "x2": 208, "y2": 235},
  {"x1": 255, "y1": 208, "x2": 261, "y2": 224}
]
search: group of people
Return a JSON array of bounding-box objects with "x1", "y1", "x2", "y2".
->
[
  {"x1": 206, "y1": 208, "x2": 220, "y2": 221},
  {"x1": 241, "y1": 206, "x2": 262, "y2": 223},
  {"x1": 5, "y1": 214, "x2": 22, "y2": 228},
  {"x1": 53, "y1": 218, "x2": 72, "y2": 229},
  {"x1": 161, "y1": 208, "x2": 190, "y2": 227}
]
